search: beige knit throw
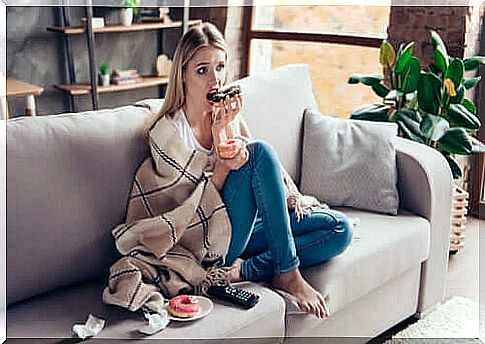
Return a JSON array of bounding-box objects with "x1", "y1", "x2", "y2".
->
[{"x1": 103, "y1": 116, "x2": 232, "y2": 313}]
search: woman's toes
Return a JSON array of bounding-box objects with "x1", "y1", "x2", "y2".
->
[{"x1": 300, "y1": 301, "x2": 311, "y2": 313}]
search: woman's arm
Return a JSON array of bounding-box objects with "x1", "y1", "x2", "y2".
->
[
  {"x1": 210, "y1": 95, "x2": 248, "y2": 191},
  {"x1": 211, "y1": 161, "x2": 231, "y2": 191}
]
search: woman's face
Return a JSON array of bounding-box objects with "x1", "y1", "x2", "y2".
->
[{"x1": 183, "y1": 45, "x2": 226, "y2": 113}]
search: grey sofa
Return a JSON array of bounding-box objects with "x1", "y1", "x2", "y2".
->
[{"x1": 6, "y1": 64, "x2": 453, "y2": 342}]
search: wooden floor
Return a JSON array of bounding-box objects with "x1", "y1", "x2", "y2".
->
[{"x1": 446, "y1": 216, "x2": 481, "y2": 303}]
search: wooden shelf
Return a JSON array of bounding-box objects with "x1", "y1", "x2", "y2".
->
[
  {"x1": 54, "y1": 75, "x2": 169, "y2": 96},
  {"x1": 7, "y1": 79, "x2": 44, "y2": 97},
  {"x1": 47, "y1": 19, "x2": 202, "y2": 35}
]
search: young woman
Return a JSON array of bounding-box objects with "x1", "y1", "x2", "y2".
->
[{"x1": 144, "y1": 22, "x2": 352, "y2": 319}]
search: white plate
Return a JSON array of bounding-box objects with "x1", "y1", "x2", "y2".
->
[{"x1": 167, "y1": 296, "x2": 213, "y2": 322}]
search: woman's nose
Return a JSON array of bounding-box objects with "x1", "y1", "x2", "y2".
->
[{"x1": 208, "y1": 69, "x2": 222, "y2": 87}]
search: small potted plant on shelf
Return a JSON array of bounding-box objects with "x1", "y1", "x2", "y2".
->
[
  {"x1": 115, "y1": 0, "x2": 140, "y2": 27},
  {"x1": 348, "y1": 29, "x2": 485, "y2": 253},
  {"x1": 98, "y1": 63, "x2": 110, "y2": 86}
]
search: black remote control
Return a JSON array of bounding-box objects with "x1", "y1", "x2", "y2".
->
[{"x1": 207, "y1": 285, "x2": 260, "y2": 309}]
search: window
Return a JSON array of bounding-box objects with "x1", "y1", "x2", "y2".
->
[{"x1": 244, "y1": 3, "x2": 391, "y2": 118}]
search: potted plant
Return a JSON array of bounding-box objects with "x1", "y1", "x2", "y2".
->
[
  {"x1": 348, "y1": 29, "x2": 485, "y2": 253},
  {"x1": 98, "y1": 63, "x2": 110, "y2": 86},
  {"x1": 348, "y1": 30, "x2": 485, "y2": 180},
  {"x1": 115, "y1": 0, "x2": 140, "y2": 26}
]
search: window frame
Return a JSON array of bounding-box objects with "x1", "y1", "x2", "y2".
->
[{"x1": 241, "y1": 3, "x2": 386, "y2": 76}]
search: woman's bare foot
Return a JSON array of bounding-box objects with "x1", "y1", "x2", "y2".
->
[
  {"x1": 227, "y1": 258, "x2": 243, "y2": 283},
  {"x1": 272, "y1": 269, "x2": 330, "y2": 319}
]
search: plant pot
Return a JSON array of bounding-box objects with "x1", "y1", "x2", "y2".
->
[
  {"x1": 99, "y1": 73, "x2": 110, "y2": 87},
  {"x1": 449, "y1": 185, "x2": 469, "y2": 254},
  {"x1": 119, "y1": 8, "x2": 133, "y2": 27}
]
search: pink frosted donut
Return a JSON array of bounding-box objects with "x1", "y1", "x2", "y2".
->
[{"x1": 168, "y1": 295, "x2": 200, "y2": 318}]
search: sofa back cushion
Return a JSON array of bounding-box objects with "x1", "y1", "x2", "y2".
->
[
  {"x1": 235, "y1": 64, "x2": 318, "y2": 183},
  {"x1": 7, "y1": 106, "x2": 149, "y2": 305}
]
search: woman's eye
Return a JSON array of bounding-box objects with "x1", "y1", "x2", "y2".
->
[
  {"x1": 197, "y1": 67, "x2": 207, "y2": 75},
  {"x1": 216, "y1": 64, "x2": 225, "y2": 72}
]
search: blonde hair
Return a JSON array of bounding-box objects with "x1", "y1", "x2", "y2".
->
[{"x1": 143, "y1": 22, "x2": 228, "y2": 140}]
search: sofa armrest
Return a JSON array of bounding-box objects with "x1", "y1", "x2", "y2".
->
[{"x1": 394, "y1": 137, "x2": 453, "y2": 313}]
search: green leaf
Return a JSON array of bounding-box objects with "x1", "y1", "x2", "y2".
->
[
  {"x1": 435, "y1": 47, "x2": 449, "y2": 74},
  {"x1": 462, "y1": 99, "x2": 477, "y2": 115},
  {"x1": 417, "y1": 72, "x2": 442, "y2": 114},
  {"x1": 437, "y1": 128, "x2": 473, "y2": 155},
  {"x1": 395, "y1": 42, "x2": 415, "y2": 74},
  {"x1": 350, "y1": 103, "x2": 390, "y2": 122},
  {"x1": 385, "y1": 89, "x2": 405, "y2": 100},
  {"x1": 445, "y1": 104, "x2": 481, "y2": 130},
  {"x1": 450, "y1": 84, "x2": 465, "y2": 105},
  {"x1": 430, "y1": 30, "x2": 449, "y2": 73},
  {"x1": 463, "y1": 56, "x2": 485, "y2": 71},
  {"x1": 443, "y1": 154, "x2": 462, "y2": 179},
  {"x1": 400, "y1": 108, "x2": 422, "y2": 122},
  {"x1": 379, "y1": 40, "x2": 396, "y2": 67},
  {"x1": 371, "y1": 83, "x2": 391, "y2": 98},
  {"x1": 348, "y1": 74, "x2": 384, "y2": 86},
  {"x1": 400, "y1": 57, "x2": 421, "y2": 93},
  {"x1": 390, "y1": 108, "x2": 421, "y2": 123},
  {"x1": 396, "y1": 119, "x2": 425, "y2": 143},
  {"x1": 463, "y1": 76, "x2": 481, "y2": 90},
  {"x1": 444, "y1": 58, "x2": 464, "y2": 88},
  {"x1": 429, "y1": 63, "x2": 442, "y2": 77},
  {"x1": 470, "y1": 136, "x2": 485, "y2": 153},
  {"x1": 420, "y1": 114, "x2": 449, "y2": 140},
  {"x1": 394, "y1": 110, "x2": 425, "y2": 143}
]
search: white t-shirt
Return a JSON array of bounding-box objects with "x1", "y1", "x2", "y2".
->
[{"x1": 171, "y1": 108, "x2": 216, "y2": 172}]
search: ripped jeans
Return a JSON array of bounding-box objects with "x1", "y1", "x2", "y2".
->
[{"x1": 221, "y1": 140, "x2": 352, "y2": 282}]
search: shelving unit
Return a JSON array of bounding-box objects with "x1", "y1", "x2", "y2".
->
[
  {"x1": 54, "y1": 75, "x2": 170, "y2": 96},
  {"x1": 49, "y1": 5, "x2": 197, "y2": 112},
  {"x1": 47, "y1": 20, "x2": 201, "y2": 35}
]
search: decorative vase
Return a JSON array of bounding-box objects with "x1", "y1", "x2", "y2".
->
[
  {"x1": 99, "y1": 73, "x2": 110, "y2": 87},
  {"x1": 449, "y1": 185, "x2": 469, "y2": 254},
  {"x1": 119, "y1": 8, "x2": 133, "y2": 27}
]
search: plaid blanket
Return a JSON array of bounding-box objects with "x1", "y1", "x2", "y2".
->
[{"x1": 103, "y1": 116, "x2": 232, "y2": 313}]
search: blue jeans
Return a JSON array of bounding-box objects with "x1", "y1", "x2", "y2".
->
[{"x1": 221, "y1": 140, "x2": 352, "y2": 282}]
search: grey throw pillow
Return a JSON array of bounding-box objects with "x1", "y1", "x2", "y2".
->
[{"x1": 300, "y1": 108, "x2": 399, "y2": 215}]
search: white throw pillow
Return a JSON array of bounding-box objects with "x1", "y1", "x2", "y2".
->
[
  {"x1": 300, "y1": 108, "x2": 399, "y2": 215},
  {"x1": 233, "y1": 64, "x2": 318, "y2": 182}
]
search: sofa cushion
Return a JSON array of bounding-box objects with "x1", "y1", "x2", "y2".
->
[
  {"x1": 297, "y1": 207, "x2": 430, "y2": 316},
  {"x1": 6, "y1": 106, "x2": 150, "y2": 306},
  {"x1": 300, "y1": 109, "x2": 399, "y2": 215},
  {"x1": 235, "y1": 64, "x2": 318, "y2": 183},
  {"x1": 6, "y1": 280, "x2": 285, "y2": 339}
]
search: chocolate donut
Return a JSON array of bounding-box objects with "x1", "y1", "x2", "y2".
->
[{"x1": 207, "y1": 85, "x2": 241, "y2": 103}]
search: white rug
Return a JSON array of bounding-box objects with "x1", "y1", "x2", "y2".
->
[{"x1": 384, "y1": 296, "x2": 483, "y2": 343}]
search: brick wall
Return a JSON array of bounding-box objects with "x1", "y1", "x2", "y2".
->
[
  {"x1": 224, "y1": 5, "x2": 245, "y2": 82},
  {"x1": 388, "y1": 6, "x2": 468, "y2": 66}
]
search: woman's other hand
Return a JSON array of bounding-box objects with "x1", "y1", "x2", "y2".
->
[{"x1": 221, "y1": 145, "x2": 249, "y2": 170}]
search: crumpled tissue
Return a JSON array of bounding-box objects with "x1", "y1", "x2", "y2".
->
[
  {"x1": 138, "y1": 309, "x2": 170, "y2": 335},
  {"x1": 72, "y1": 314, "x2": 105, "y2": 339}
]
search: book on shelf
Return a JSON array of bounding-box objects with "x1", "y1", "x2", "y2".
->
[
  {"x1": 111, "y1": 69, "x2": 139, "y2": 78},
  {"x1": 111, "y1": 77, "x2": 143, "y2": 85}
]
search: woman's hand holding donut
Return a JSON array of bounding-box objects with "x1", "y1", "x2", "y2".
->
[
  {"x1": 210, "y1": 92, "x2": 248, "y2": 171},
  {"x1": 211, "y1": 92, "x2": 243, "y2": 134}
]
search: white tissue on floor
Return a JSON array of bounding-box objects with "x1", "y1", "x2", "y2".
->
[
  {"x1": 138, "y1": 310, "x2": 170, "y2": 335},
  {"x1": 72, "y1": 314, "x2": 105, "y2": 339}
]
